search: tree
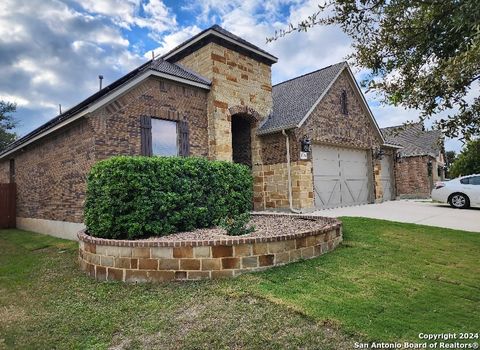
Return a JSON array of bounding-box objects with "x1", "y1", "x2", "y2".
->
[
  {"x1": 0, "y1": 101, "x2": 17, "y2": 152},
  {"x1": 449, "y1": 139, "x2": 480, "y2": 178},
  {"x1": 445, "y1": 151, "x2": 457, "y2": 168},
  {"x1": 268, "y1": 0, "x2": 480, "y2": 141},
  {"x1": 444, "y1": 150, "x2": 456, "y2": 178}
]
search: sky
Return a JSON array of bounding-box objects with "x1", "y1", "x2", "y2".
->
[{"x1": 0, "y1": 0, "x2": 463, "y2": 152}]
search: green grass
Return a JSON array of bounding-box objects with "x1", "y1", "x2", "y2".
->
[{"x1": 0, "y1": 218, "x2": 479, "y2": 349}]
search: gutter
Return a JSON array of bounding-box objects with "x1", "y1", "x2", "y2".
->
[{"x1": 282, "y1": 129, "x2": 302, "y2": 214}]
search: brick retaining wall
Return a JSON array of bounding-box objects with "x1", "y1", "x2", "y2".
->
[{"x1": 78, "y1": 216, "x2": 342, "y2": 282}]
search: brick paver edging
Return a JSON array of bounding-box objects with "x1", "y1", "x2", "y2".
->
[{"x1": 78, "y1": 214, "x2": 342, "y2": 282}]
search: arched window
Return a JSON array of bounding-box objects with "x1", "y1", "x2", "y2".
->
[{"x1": 340, "y1": 90, "x2": 348, "y2": 115}]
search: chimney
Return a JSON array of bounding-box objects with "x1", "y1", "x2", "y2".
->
[{"x1": 98, "y1": 75, "x2": 104, "y2": 90}]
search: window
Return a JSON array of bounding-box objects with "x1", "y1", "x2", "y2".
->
[
  {"x1": 140, "y1": 116, "x2": 189, "y2": 157},
  {"x1": 340, "y1": 90, "x2": 348, "y2": 115},
  {"x1": 151, "y1": 119, "x2": 178, "y2": 156},
  {"x1": 470, "y1": 176, "x2": 480, "y2": 185},
  {"x1": 460, "y1": 176, "x2": 480, "y2": 185}
]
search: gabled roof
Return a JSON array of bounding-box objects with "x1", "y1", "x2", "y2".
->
[
  {"x1": 0, "y1": 59, "x2": 210, "y2": 159},
  {"x1": 162, "y1": 25, "x2": 278, "y2": 65},
  {"x1": 258, "y1": 62, "x2": 385, "y2": 144},
  {"x1": 259, "y1": 62, "x2": 346, "y2": 134},
  {"x1": 381, "y1": 123, "x2": 443, "y2": 157}
]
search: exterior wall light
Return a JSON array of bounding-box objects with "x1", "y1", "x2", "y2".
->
[
  {"x1": 301, "y1": 136, "x2": 311, "y2": 153},
  {"x1": 373, "y1": 148, "x2": 385, "y2": 160}
]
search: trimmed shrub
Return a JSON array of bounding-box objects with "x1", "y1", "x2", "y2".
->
[{"x1": 84, "y1": 156, "x2": 253, "y2": 239}]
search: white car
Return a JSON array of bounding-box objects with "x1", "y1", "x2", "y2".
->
[{"x1": 431, "y1": 174, "x2": 480, "y2": 209}]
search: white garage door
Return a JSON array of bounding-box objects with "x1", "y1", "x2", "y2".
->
[
  {"x1": 380, "y1": 155, "x2": 394, "y2": 201},
  {"x1": 312, "y1": 145, "x2": 372, "y2": 209}
]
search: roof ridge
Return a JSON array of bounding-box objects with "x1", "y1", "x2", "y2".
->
[{"x1": 273, "y1": 61, "x2": 347, "y2": 87}]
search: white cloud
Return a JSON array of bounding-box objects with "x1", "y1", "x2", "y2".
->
[
  {"x1": 0, "y1": 0, "x2": 145, "y2": 135},
  {"x1": 148, "y1": 25, "x2": 201, "y2": 57},
  {"x1": 75, "y1": 0, "x2": 177, "y2": 38}
]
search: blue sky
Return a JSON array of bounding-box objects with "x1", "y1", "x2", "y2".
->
[{"x1": 0, "y1": 0, "x2": 463, "y2": 151}]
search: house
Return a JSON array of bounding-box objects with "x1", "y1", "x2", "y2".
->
[
  {"x1": 0, "y1": 25, "x2": 398, "y2": 239},
  {"x1": 381, "y1": 123, "x2": 445, "y2": 198}
]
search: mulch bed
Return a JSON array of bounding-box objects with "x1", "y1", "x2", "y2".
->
[{"x1": 144, "y1": 215, "x2": 331, "y2": 241}]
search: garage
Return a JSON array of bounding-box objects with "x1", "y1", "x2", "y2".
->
[
  {"x1": 380, "y1": 154, "x2": 394, "y2": 201},
  {"x1": 312, "y1": 145, "x2": 372, "y2": 209}
]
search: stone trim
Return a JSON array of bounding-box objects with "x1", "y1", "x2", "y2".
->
[
  {"x1": 78, "y1": 214, "x2": 342, "y2": 282},
  {"x1": 227, "y1": 105, "x2": 262, "y2": 122}
]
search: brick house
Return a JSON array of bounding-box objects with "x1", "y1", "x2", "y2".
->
[
  {"x1": 0, "y1": 25, "x2": 402, "y2": 239},
  {"x1": 382, "y1": 123, "x2": 445, "y2": 198}
]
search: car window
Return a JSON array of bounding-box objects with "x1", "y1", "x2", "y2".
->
[
  {"x1": 460, "y1": 178, "x2": 470, "y2": 184},
  {"x1": 470, "y1": 176, "x2": 480, "y2": 185}
]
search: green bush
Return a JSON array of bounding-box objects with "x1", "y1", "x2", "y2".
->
[
  {"x1": 219, "y1": 213, "x2": 256, "y2": 236},
  {"x1": 84, "y1": 156, "x2": 253, "y2": 239}
]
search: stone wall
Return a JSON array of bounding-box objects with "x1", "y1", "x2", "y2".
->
[
  {"x1": 177, "y1": 42, "x2": 273, "y2": 162},
  {"x1": 373, "y1": 148, "x2": 395, "y2": 201},
  {"x1": 78, "y1": 215, "x2": 342, "y2": 282},
  {"x1": 395, "y1": 155, "x2": 432, "y2": 198},
  {"x1": 0, "y1": 76, "x2": 208, "y2": 224},
  {"x1": 252, "y1": 160, "x2": 314, "y2": 211}
]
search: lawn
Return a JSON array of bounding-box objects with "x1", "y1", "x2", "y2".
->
[{"x1": 0, "y1": 218, "x2": 479, "y2": 349}]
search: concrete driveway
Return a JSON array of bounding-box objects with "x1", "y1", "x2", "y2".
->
[{"x1": 311, "y1": 200, "x2": 480, "y2": 232}]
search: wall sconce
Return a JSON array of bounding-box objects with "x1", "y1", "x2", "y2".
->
[
  {"x1": 373, "y1": 148, "x2": 385, "y2": 160},
  {"x1": 301, "y1": 136, "x2": 311, "y2": 153},
  {"x1": 395, "y1": 151, "x2": 403, "y2": 163},
  {"x1": 427, "y1": 160, "x2": 433, "y2": 176}
]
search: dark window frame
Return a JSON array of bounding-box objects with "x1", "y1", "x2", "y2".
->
[{"x1": 340, "y1": 89, "x2": 348, "y2": 115}]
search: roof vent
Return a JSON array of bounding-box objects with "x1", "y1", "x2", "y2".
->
[{"x1": 98, "y1": 75, "x2": 104, "y2": 90}]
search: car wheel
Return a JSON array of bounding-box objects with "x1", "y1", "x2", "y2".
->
[{"x1": 449, "y1": 193, "x2": 470, "y2": 209}]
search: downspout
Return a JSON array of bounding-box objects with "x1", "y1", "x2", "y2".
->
[{"x1": 282, "y1": 129, "x2": 302, "y2": 214}]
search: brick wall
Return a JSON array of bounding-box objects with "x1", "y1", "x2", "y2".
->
[
  {"x1": 0, "y1": 118, "x2": 96, "y2": 223},
  {"x1": 0, "y1": 76, "x2": 208, "y2": 223},
  {"x1": 297, "y1": 70, "x2": 382, "y2": 153},
  {"x1": 91, "y1": 76, "x2": 208, "y2": 160},
  {"x1": 395, "y1": 155, "x2": 432, "y2": 198},
  {"x1": 0, "y1": 161, "x2": 9, "y2": 183}
]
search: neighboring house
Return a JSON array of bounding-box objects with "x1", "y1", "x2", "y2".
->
[
  {"x1": 0, "y1": 25, "x2": 398, "y2": 239},
  {"x1": 381, "y1": 123, "x2": 445, "y2": 198}
]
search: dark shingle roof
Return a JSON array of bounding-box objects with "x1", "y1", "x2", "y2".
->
[
  {"x1": 150, "y1": 59, "x2": 210, "y2": 85},
  {"x1": 258, "y1": 62, "x2": 347, "y2": 134},
  {"x1": 381, "y1": 123, "x2": 443, "y2": 157},
  {"x1": 0, "y1": 59, "x2": 210, "y2": 158},
  {"x1": 162, "y1": 24, "x2": 277, "y2": 64}
]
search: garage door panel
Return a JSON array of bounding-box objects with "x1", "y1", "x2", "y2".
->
[
  {"x1": 313, "y1": 178, "x2": 342, "y2": 208},
  {"x1": 313, "y1": 145, "x2": 372, "y2": 209}
]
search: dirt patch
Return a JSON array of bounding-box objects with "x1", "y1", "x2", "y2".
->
[{"x1": 143, "y1": 215, "x2": 331, "y2": 241}]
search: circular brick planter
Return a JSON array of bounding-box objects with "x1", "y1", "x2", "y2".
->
[{"x1": 78, "y1": 215, "x2": 342, "y2": 282}]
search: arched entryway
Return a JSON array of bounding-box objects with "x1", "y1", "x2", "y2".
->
[
  {"x1": 228, "y1": 106, "x2": 261, "y2": 168},
  {"x1": 231, "y1": 115, "x2": 253, "y2": 167}
]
